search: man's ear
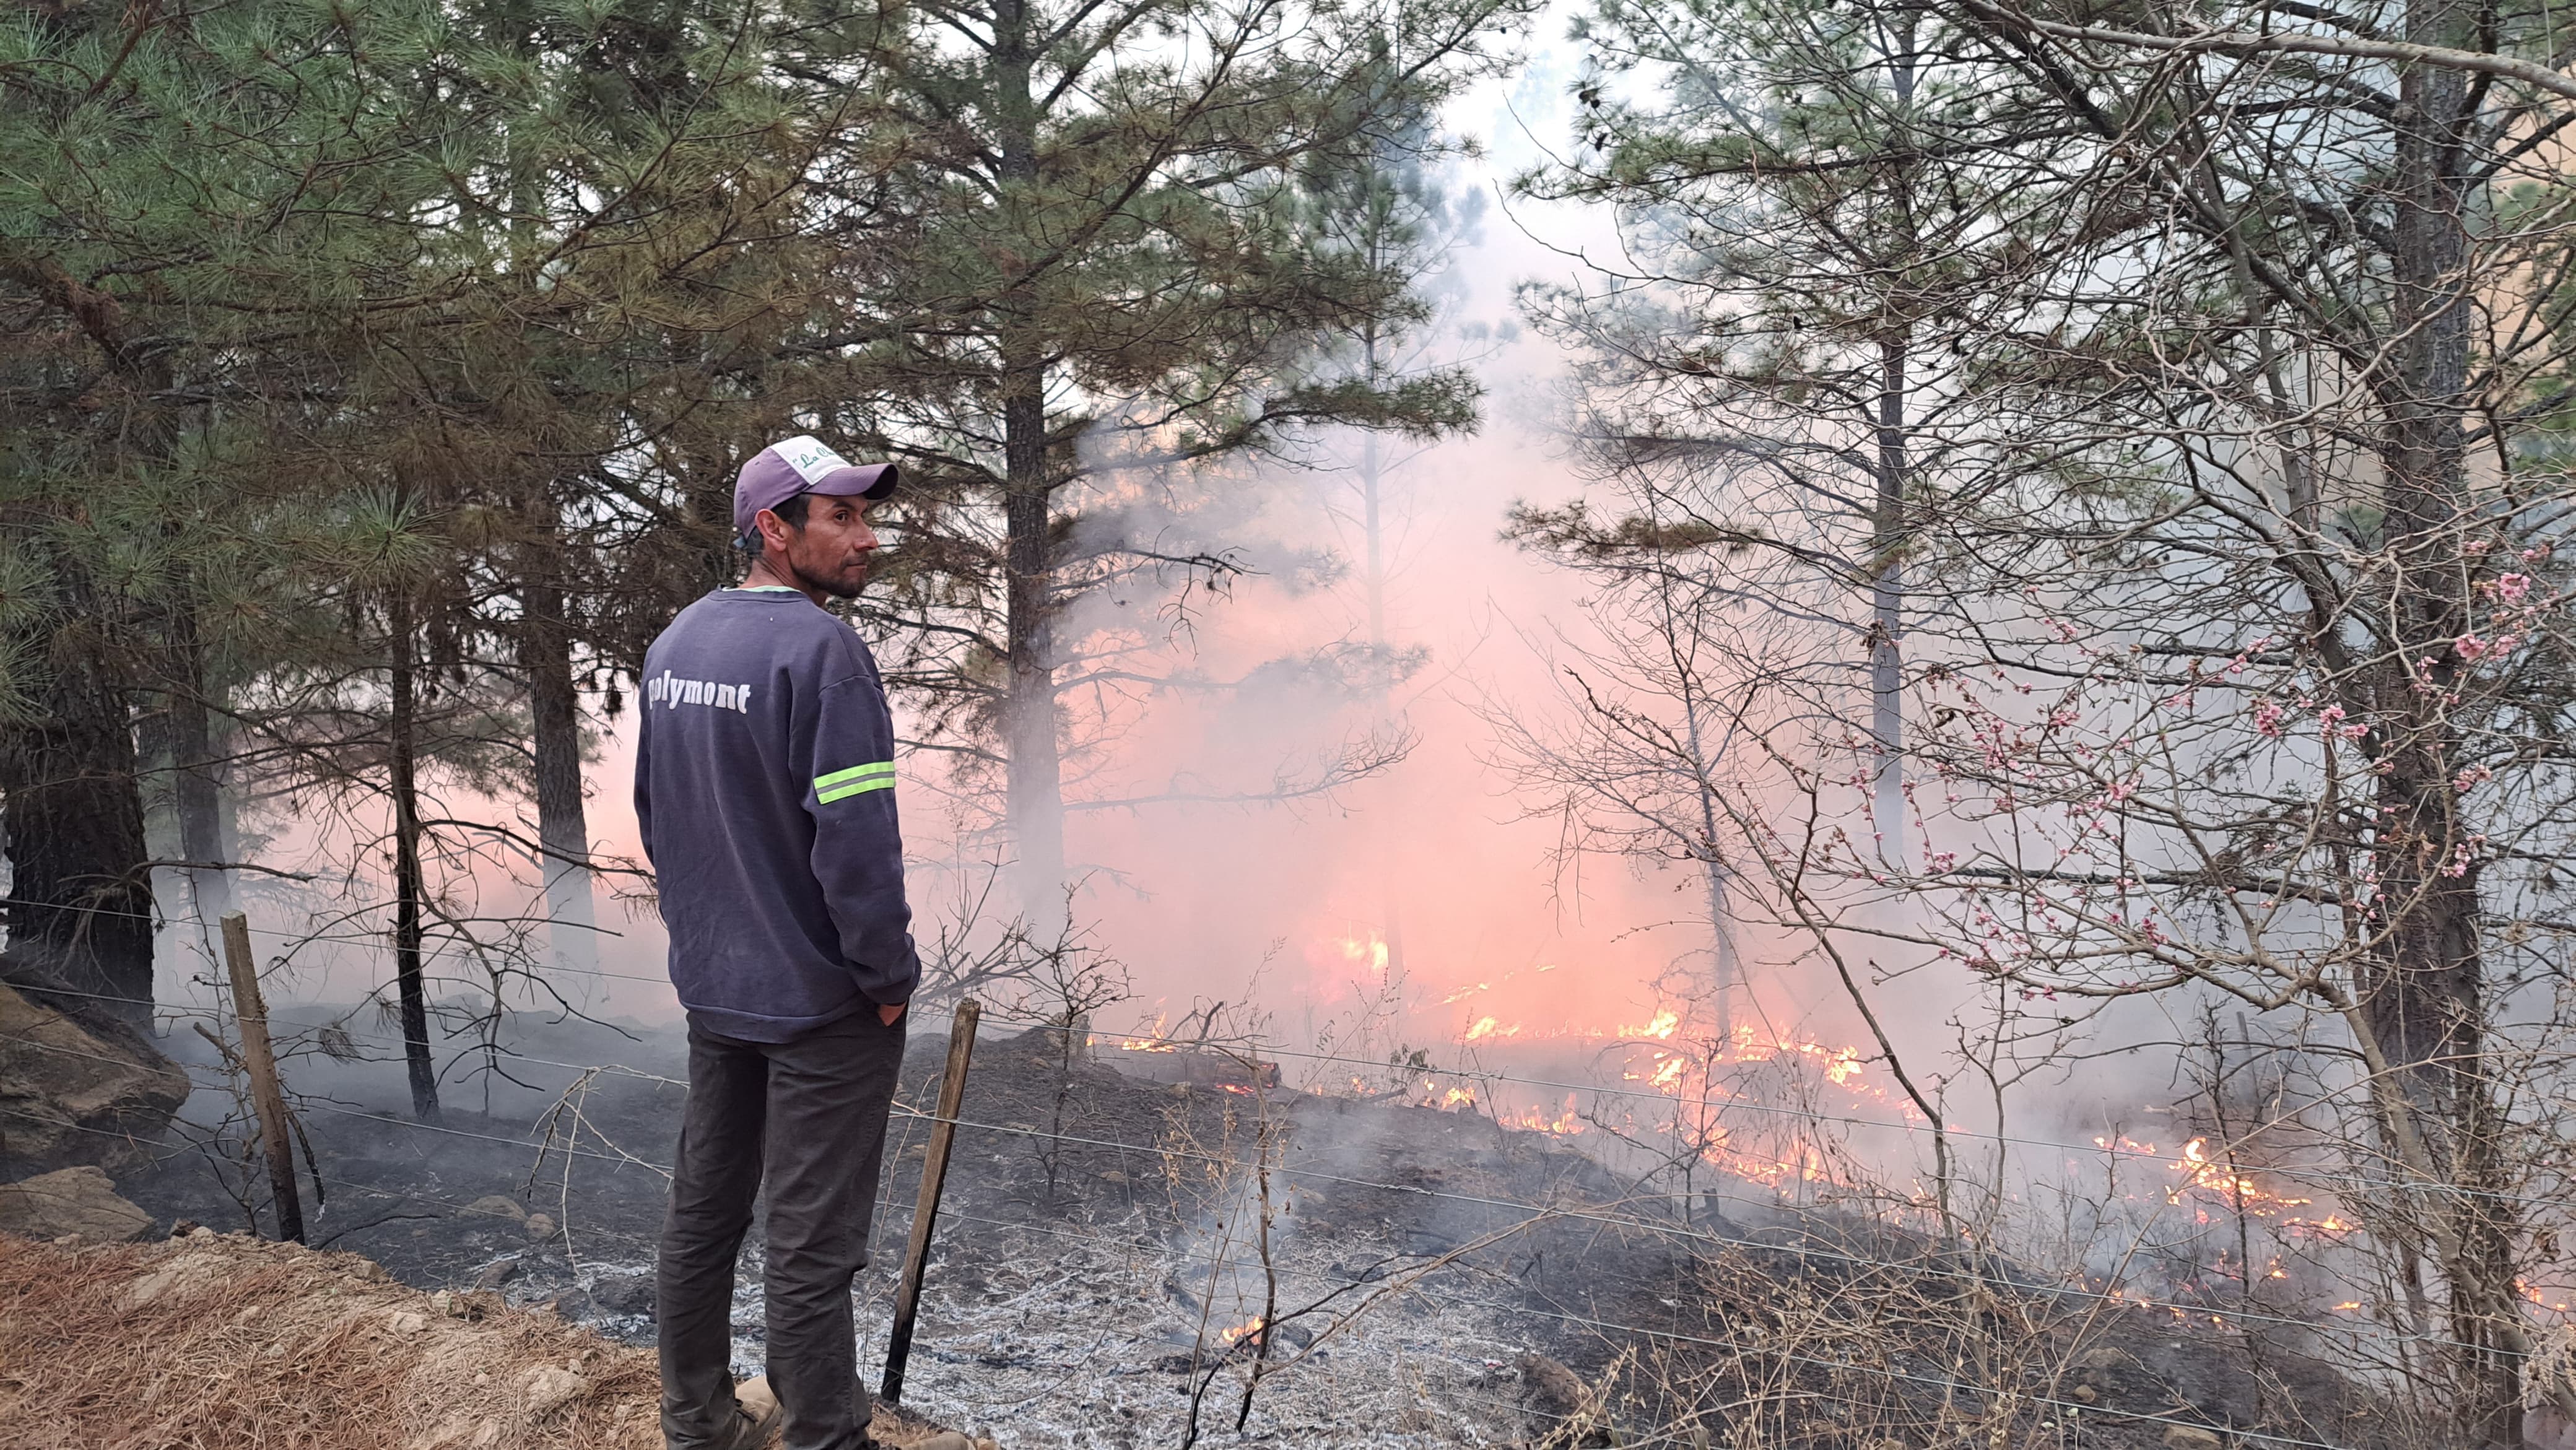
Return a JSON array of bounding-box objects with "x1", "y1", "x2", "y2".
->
[{"x1": 755, "y1": 506, "x2": 790, "y2": 554}]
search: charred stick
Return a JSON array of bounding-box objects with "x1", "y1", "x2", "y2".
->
[
  {"x1": 220, "y1": 911, "x2": 303, "y2": 1243},
  {"x1": 881, "y1": 997, "x2": 980, "y2": 1404}
]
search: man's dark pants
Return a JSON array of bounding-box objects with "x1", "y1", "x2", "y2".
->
[{"x1": 660, "y1": 1006, "x2": 907, "y2": 1450}]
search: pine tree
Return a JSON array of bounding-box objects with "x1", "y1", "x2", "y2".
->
[
  {"x1": 825, "y1": 4, "x2": 1530, "y2": 923},
  {"x1": 0, "y1": 0, "x2": 433, "y2": 1016},
  {"x1": 4, "y1": 0, "x2": 900, "y2": 1057},
  {"x1": 1523, "y1": 0, "x2": 2576, "y2": 1430},
  {"x1": 1518, "y1": 0, "x2": 2030, "y2": 873}
]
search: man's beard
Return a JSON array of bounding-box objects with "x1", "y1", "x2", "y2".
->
[{"x1": 789, "y1": 555, "x2": 866, "y2": 601}]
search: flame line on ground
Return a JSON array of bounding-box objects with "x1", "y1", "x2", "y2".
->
[
  {"x1": 78, "y1": 966, "x2": 2560, "y2": 1215},
  {"x1": 0, "y1": 1026, "x2": 2526, "y2": 1353},
  {"x1": 0, "y1": 901, "x2": 2378, "y2": 1207},
  {"x1": 963, "y1": 1010, "x2": 2549, "y2": 1209},
  {"x1": 0, "y1": 1030, "x2": 2505, "y2": 1355},
  {"x1": 46, "y1": 898, "x2": 2561, "y2": 1218}
]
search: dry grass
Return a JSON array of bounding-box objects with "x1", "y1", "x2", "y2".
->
[{"x1": 0, "y1": 1231, "x2": 973, "y2": 1450}]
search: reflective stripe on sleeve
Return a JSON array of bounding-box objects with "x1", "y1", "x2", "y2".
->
[{"x1": 814, "y1": 762, "x2": 897, "y2": 803}]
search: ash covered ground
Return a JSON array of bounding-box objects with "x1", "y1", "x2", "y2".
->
[{"x1": 111, "y1": 1009, "x2": 2399, "y2": 1449}]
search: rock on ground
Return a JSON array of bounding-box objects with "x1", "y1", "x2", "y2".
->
[
  {"x1": 0, "y1": 1165, "x2": 153, "y2": 1241},
  {"x1": 0, "y1": 1230, "x2": 994, "y2": 1450},
  {"x1": 461, "y1": 1196, "x2": 528, "y2": 1225},
  {"x1": 0, "y1": 979, "x2": 189, "y2": 1173}
]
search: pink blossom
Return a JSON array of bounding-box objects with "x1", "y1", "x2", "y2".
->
[
  {"x1": 2254, "y1": 701, "x2": 2287, "y2": 739},
  {"x1": 2456, "y1": 635, "x2": 2488, "y2": 661},
  {"x1": 2496, "y1": 572, "x2": 2531, "y2": 602}
]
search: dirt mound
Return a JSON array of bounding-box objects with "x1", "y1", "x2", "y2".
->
[{"x1": 0, "y1": 1231, "x2": 983, "y2": 1450}]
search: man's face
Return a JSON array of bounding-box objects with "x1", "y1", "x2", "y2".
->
[{"x1": 761, "y1": 493, "x2": 881, "y2": 599}]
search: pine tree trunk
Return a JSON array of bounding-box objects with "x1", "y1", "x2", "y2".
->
[
  {"x1": 1866, "y1": 21, "x2": 1919, "y2": 870},
  {"x1": 0, "y1": 265, "x2": 168, "y2": 1024},
  {"x1": 388, "y1": 591, "x2": 441, "y2": 1122},
  {"x1": 2365, "y1": 7, "x2": 2518, "y2": 1436},
  {"x1": 1360, "y1": 428, "x2": 1388, "y2": 653},
  {"x1": 1001, "y1": 360, "x2": 1064, "y2": 928},
  {"x1": 522, "y1": 558, "x2": 596, "y2": 982},
  {"x1": 1869, "y1": 331, "x2": 1907, "y2": 866},
  {"x1": 0, "y1": 559, "x2": 155, "y2": 1022},
  {"x1": 994, "y1": 7, "x2": 1066, "y2": 929}
]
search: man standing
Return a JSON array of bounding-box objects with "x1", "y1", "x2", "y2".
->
[{"x1": 637, "y1": 435, "x2": 918, "y2": 1450}]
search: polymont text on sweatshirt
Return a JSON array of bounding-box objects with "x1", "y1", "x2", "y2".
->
[{"x1": 634, "y1": 588, "x2": 918, "y2": 1040}]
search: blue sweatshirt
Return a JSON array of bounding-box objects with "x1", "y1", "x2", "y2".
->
[{"x1": 634, "y1": 588, "x2": 918, "y2": 1041}]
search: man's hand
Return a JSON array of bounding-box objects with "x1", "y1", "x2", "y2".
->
[{"x1": 878, "y1": 1002, "x2": 907, "y2": 1027}]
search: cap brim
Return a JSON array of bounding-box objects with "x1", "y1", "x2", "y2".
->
[{"x1": 807, "y1": 462, "x2": 899, "y2": 501}]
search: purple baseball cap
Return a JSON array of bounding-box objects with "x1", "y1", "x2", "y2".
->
[{"x1": 733, "y1": 435, "x2": 899, "y2": 539}]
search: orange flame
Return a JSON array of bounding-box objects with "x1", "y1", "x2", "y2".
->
[
  {"x1": 2156, "y1": 1138, "x2": 2361, "y2": 1238},
  {"x1": 1336, "y1": 932, "x2": 1391, "y2": 975},
  {"x1": 1121, "y1": 1013, "x2": 1179, "y2": 1052},
  {"x1": 1621, "y1": 1009, "x2": 1681, "y2": 1040},
  {"x1": 1503, "y1": 1093, "x2": 1586, "y2": 1135}
]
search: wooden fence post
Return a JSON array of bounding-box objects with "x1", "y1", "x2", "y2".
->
[
  {"x1": 220, "y1": 911, "x2": 303, "y2": 1243},
  {"x1": 880, "y1": 997, "x2": 980, "y2": 1404}
]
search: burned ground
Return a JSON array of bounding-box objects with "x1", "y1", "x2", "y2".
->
[{"x1": 81, "y1": 1010, "x2": 2406, "y2": 1449}]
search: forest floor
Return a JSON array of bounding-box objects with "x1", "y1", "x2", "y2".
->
[{"x1": 80, "y1": 1011, "x2": 2395, "y2": 1449}]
